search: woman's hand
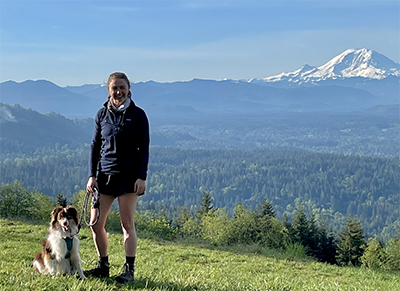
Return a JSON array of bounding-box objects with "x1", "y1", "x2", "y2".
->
[
  {"x1": 134, "y1": 179, "x2": 146, "y2": 195},
  {"x1": 86, "y1": 176, "x2": 99, "y2": 193}
]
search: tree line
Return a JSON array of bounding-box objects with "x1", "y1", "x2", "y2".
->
[
  {"x1": 0, "y1": 146, "x2": 399, "y2": 240},
  {"x1": 1, "y1": 181, "x2": 399, "y2": 271}
]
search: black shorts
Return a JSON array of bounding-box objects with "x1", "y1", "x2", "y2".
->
[{"x1": 97, "y1": 171, "x2": 145, "y2": 198}]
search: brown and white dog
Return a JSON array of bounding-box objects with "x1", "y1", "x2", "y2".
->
[{"x1": 32, "y1": 205, "x2": 85, "y2": 279}]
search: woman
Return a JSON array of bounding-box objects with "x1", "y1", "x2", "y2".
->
[{"x1": 85, "y1": 72, "x2": 149, "y2": 283}]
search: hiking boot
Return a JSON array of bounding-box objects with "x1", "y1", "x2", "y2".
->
[
  {"x1": 84, "y1": 261, "x2": 110, "y2": 278},
  {"x1": 115, "y1": 263, "x2": 134, "y2": 283}
]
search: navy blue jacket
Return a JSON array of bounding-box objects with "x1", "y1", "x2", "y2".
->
[{"x1": 89, "y1": 100, "x2": 149, "y2": 180}]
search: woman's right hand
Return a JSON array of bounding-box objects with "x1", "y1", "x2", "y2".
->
[{"x1": 86, "y1": 176, "x2": 99, "y2": 193}]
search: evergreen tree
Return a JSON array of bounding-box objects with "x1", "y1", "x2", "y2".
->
[
  {"x1": 282, "y1": 213, "x2": 293, "y2": 241},
  {"x1": 336, "y1": 216, "x2": 366, "y2": 266},
  {"x1": 291, "y1": 206, "x2": 309, "y2": 246},
  {"x1": 305, "y1": 213, "x2": 320, "y2": 257},
  {"x1": 254, "y1": 199, "x2": 287, "y2": 248},
  {"x1": 55, "y1": 193, "x2": 67, "y2": 207},
  {"x1": 256, "y1": 199, "x2": 275, "y2": 218},
  {"x1": 317, "y1": 219, "x2": 337, "y2": 264},
  {"x1": 361, "y1": 238, "x2": 384, "y2": 269},
  {"x1": 196, "y1": 190, "x2": 215, "y2": 219}
]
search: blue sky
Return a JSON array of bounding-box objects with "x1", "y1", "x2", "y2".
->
[{"x1": 0, "y1": 0, "x2": 399, "y2": 86}]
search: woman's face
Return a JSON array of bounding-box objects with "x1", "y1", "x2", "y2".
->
[{"x1": 108, "y1": 78, "x2": 129, "y2": 105}]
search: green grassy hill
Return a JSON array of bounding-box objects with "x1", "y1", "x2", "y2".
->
[{"x1": 1, "y1": 219, "x2": 399, "y2": 291}]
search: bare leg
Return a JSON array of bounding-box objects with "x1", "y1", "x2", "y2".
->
[
  {"x1": 90, "y1": 194, "x2": 115, "y2": 257},
  {"x1": 118, "y1": 193, "x2": 139, "y2": 256}
]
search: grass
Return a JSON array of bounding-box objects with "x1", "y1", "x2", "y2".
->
[{"x1": 1, "y1": 219, "x2": 399, "y2": 291}]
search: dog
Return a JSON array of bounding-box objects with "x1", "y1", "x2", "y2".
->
[{"x1": 32, "y1": 205, "x2": 86, "y2": 279}]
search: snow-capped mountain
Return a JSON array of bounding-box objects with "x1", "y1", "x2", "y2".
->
[
  {"x1": 249, "y1": 48, "x2": 400, "y2": 85},
  {"x1": 1, "y1": 48, "x2": 398, "y2": 118}
]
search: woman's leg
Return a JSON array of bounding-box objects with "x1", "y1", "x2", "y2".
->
[
  {"x1": 84, "y1": 193, "x2": 115, "y2": 278},
  {"x1": 115, "y1": 192, "x2": 138, "y2": 283},
  {"x1": 90, "y1": 193, "x2": 115, "y2": 257},
  {"x1": 118, "y1": 193, "x2": 139, "y2": 256}
]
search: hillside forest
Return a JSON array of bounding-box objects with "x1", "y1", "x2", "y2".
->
[
  {"x1": 0, "y1": 103, "x2": 399, "y2": 270},
  {"x1": 1, "y1": 146, "x2": 399, "y2": 242}
]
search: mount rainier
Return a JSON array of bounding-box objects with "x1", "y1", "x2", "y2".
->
[
  {"x1": 248, "y1": 48, "x2": 400, "y2": 85},
  {"x1": 0, "y1": 48, "x2": 398, "y2": 118},
  {"x1": 244, "y1": 48, "x2": 399, "y2": 104}
]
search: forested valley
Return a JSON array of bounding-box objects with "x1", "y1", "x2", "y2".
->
[
  {"x1": 1, "y1": 103, "x2": 399, "y2": 270},
  {"x1": 1, "y1": 146, "x2": 399, "y2": 241}
]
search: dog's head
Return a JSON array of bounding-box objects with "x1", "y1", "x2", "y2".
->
[{"x1": 50, "y1": 205, "x2": 79, "y2": 236}]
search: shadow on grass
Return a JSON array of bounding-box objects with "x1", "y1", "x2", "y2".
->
[{"x1": 86, "y1": 276, "x2": 202, "y2": 291}]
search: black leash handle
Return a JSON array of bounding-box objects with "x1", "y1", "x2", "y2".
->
[{"x1": 78, "y1": 188, "x2": 100, "y2": 233}]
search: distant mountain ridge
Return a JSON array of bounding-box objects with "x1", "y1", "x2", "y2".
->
[
  {"x1": 0, "y1": 80, "x2": 100, "y2": 118},
  {"x1": 0, "y1": 78, "x2": 383, "y2": 118},
  {"x1": 0, "y1": 48, "x2": 398, "y2": 118}
]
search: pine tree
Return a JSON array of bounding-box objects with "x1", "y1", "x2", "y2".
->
[
  {"x1": 305, "y1": 213, "x2": 320, "y2": 257},
  {"x1": 196, "y1": 190, "x2": 215, "y2": 219},
  {"x1": 256, "y1": 199, "x2": 275, "y2": 218},
  {"x1": 55, "y1": 193, "x2": 67, "y2": 207},
  {"x1": 291, "y1": 206, "x2": 309, "y2": 246},
  {"x1": 317, "y1": 219, "x2": 337, "y2": 264},
  {"x1": 336, "y1": 216, "x2": 366, "y2": 266}
]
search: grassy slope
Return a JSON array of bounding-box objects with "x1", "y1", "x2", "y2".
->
[{"x1": 0, "y1": 219, "x2": 399, "y2": 291}]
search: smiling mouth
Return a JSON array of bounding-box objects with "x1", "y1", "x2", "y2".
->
[{"x1": 62, "y1": 225, "x2": 71, "y2": 233}]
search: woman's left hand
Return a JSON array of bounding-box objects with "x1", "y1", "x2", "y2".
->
[{"x1": 134, "y1": 179, "x2": 146, "y2": 195}]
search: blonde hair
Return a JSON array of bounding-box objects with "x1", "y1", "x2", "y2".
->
[{"x1": 107, "y1": 72, "x2": 131, "y2": 89}]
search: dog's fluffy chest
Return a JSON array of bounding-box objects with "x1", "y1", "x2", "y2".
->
[{"x1": 48, "y1": 232, "x2": 77, "y2": 261}]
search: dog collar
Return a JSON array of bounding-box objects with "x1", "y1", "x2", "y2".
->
[{"x1": 64, "y1": 237, "x2": 73, "y2": 259}]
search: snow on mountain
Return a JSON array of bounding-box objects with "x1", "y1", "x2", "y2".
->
[{"x1": 250, "y1": 48, "x2": 400, "y2": 85}]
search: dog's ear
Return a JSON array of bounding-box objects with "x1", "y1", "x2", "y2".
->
[
  {"x1": 50, "y1": 206, "x2": 63, "y2": 229},
  {"x1": 66, "y1": 205, "x2": 79, "y2": 225},
  {"x1": 51, "y1": 206, "x2": 63, "y2": 216}
]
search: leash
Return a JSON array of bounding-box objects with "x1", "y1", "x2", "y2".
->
[{"x1": 78, "y1": 188, "x2": 100, "y2": 233}]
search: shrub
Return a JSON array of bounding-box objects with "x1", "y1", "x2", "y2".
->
[
  {"x1": 258, "y1": 216, "x2": 288, "y2": 250},
  {"x1": 201, "y1": 209, "x2": 232, "y2": 245},
  {"x1": 230, "y1": 204, "x2": 258, "y2": 244},
  {"x1": 284, "y1": 242, "x2": 307, "y2": 261},
  {"x1": 361, "y1": 238, "x2": 384, "y2": 269},
  {"x1": 136, "y1": 211, "x2": 177, "y2": 240},
  {"x1": 181, "y1": 217, "x2": 201, "y2": 238},
  {"x1": 382, "y1": 237, "x2": 400, "y2": 271}
]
